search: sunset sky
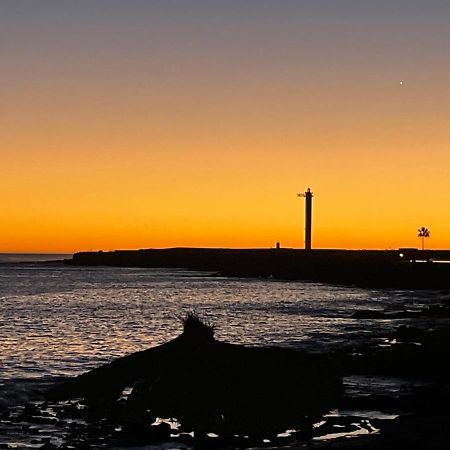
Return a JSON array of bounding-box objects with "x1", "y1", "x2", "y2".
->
[{"x1": 2, "y1": 1, "x2": 450, "y2": 252}]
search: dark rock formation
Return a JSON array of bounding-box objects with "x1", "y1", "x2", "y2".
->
[{"x1": 48, "y1": 314, "x2": 342, "y2": 437}]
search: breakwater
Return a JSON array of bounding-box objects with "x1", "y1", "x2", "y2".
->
[{"x1": 67, "y1": 248, "x2": 450, "y2": 288}]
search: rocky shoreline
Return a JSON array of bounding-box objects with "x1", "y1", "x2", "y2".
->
[{"x1": 1, "y1": 299, "x2": 450, "y2": 449}]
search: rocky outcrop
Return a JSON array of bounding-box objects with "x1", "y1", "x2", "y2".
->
[{"x1": 48, "y1": 314, "x2": 342, "y2": 437}]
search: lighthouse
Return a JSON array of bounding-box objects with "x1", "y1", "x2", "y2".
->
[{"x1": 297, "y1": 188, "x2": 313, "y2": 250}]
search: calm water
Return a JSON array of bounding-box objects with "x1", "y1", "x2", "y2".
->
[{"x1": 1, "y1": 259, "x2": 446, "y2": 383}]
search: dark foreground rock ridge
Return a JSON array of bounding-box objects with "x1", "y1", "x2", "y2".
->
[{"x1": 48, "y1": 313, "x2": 342, "y2": 442}]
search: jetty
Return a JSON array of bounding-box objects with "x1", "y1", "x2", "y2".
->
[{"x1": 66, "y1": 247, "x2": 450, "y2": 288}]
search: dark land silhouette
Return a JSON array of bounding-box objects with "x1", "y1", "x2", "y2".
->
[
  {"x1": 47, "y1": 314, "x2": 341, "y2": 446},
  {"x1": 66, "y1": 247, "x2": 450, "y2": 289}
]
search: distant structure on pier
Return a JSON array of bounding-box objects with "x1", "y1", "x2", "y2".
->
[{"x1": 297, "y1": 188, "x2": 313, "y2": 250}]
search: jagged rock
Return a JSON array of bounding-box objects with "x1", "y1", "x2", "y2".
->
[{"x1": 48, "y1": 314, "x2": 342, "y2": 436}]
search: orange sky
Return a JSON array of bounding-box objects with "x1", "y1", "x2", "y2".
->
[{"x1": 2, "y1": 2, "x2": 450, "y2": 252}]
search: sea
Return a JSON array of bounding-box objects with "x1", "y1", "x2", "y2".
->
[{"x1": 0, "y1": 253, "x2": 448, "y2": 447}]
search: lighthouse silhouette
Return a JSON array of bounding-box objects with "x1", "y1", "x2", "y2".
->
[{"x1": 298, "y1": 188, "x2": 313, "y2": 250}]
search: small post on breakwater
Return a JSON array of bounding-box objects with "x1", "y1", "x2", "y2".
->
[{"x1": 298, "y1": 188, "x2": 313, "y2": 250}]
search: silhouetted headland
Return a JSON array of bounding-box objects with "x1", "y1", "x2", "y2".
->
[{"x1": 66, "y1": 247, "x2": 450, "y2": 289}]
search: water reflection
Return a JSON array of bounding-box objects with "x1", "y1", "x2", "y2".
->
[{"x1": 0, "y1": 265, "x2": 446, "y2": 379}]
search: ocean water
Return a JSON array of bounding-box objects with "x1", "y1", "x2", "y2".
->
[
  {"x1": 0, "y1": 253, "x2": 72, "y2": 264},
  {"x1": 1, "y1": 258, "x2": 447, "y2": 381},
  {"x1": 0, "y1": 257, "x2": 448, "y2": 446}
]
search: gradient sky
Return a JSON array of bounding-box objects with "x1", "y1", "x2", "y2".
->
[{"x1": 2, "y1": 1, "x2": 450, "y2": 252}]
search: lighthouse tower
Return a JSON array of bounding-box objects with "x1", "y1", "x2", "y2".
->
[{"x1": 297, "y1": 188, "x2": 313, "y2": 250}]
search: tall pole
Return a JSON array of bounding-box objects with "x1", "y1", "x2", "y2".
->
[
  {"x1": 297, "y1": 188, "x2": 313, "y2": 250},
  {"x1": 304, "y1": 188, "x2": 312, "y2": 250}
]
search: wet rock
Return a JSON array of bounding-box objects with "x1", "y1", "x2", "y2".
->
[
  {"x1": 48, "y1": 314, "x2": 342, "y2": 437},
  {"x1": 176, "y1": 432, "x2": 195, "y2": 445}
]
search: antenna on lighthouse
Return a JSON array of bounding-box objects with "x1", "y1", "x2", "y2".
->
[{"x1": 297, "y1": 188, "x2": 313, "y2": 250}]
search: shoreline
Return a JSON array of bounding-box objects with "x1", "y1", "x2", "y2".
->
[
  {"x1": 2, "y1": 298, "x2": 449, "y2": 449},
  {"x1": 66, "y1": 247, "x2": 450, "y2": 289}
]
